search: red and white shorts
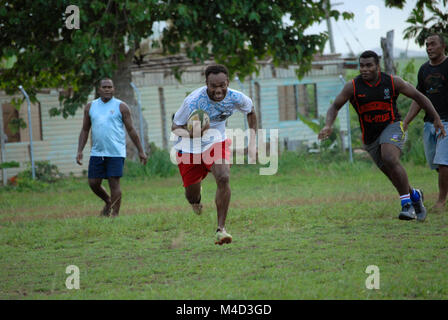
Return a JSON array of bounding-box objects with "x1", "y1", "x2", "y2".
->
[{"x1": 176, "y1": 139, "x2": 232, "y2": 187}]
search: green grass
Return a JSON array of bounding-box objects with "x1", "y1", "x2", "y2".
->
[{"x1": 1, "y1": 154, "x2": 447, "y2": 299}]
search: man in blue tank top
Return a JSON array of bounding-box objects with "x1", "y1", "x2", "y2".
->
[
  {"x1": 76, "y1": 79, "x2": 147, "y2": 217},
  {"x1": 318, "y1": 50, "x2": 445, "y2": 221}
]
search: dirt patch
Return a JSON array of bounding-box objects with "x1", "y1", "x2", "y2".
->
[
  {"x1": 1, "y1": 192, "x2": 440, "y2": 224},
  {"x1": 0, "y1": 205, "x2": 185, "y2": 223}
]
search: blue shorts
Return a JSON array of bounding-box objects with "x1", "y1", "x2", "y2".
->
[
  {"x1": 423, "y1": 121, "x2": 448, "y2": 170},
  {"x1": 88, "y1": 156, "x2": 125, "y2": 179}
]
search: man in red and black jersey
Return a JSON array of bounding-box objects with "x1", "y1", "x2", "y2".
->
[{"x1": 319, "y1": 50, "x2": 446, "y2": 221}]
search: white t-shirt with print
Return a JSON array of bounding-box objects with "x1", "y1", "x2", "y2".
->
[{"x1": 173, "y1": 86, "x2": 253, "y2": 154}]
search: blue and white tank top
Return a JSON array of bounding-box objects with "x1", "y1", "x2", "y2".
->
[{"x1": 89, "y1": 97, "x2": 126, "y2": 157}]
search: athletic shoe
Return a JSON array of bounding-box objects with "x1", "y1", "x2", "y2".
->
[
  {"x1": 191, "y1": 203, "x2": 203, "y2": 215},
  {"x1": 398, "y1": 203, "x2": 417, "y2": 221},
  {"x1": 412, "y1": 189, "x2": 426, "y2": 222},
  {"x1": 215, "y1": 229, "x2": 232, "y2": 245}
]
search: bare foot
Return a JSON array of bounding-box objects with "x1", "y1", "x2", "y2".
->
[
  {"x1": 110, "y1": 211, "x2": 119, "y2": 217},
  {"x1": 100, "y1": 203, "x2": 111, "y2": 217},
  {"x1": 431, "y1": 202, "x2": 446, "y2": 214}
]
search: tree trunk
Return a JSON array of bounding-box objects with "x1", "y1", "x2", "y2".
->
[
  {"x1": 0, "y1": 104, "x2": 7, "y2": 185},
  {"x1": 381, "y1": 30, "x2": 397, "y2": 75},
  {"x1": 112, "y1": 49, "x2": 150, "y2": 161}
]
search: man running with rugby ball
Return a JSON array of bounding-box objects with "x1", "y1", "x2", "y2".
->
[{"x1": 172, "y1": 64, "x2": 257, "y2": 244}]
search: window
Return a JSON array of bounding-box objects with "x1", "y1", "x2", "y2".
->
[
  {"x1": 278, "y1": 84, "x2": 318, "y2": 121},
  {"x1": 2, "y1": 103, "x2": 20, "y2": 142},
  {"x1": 298, "y1": 83, "x2": 318, "y2": 119},
  {"x1": 2, "y1": 101, "x2": 42, "y2": 143},
  {"x1": 278, "y1": 85, "x2": 297, "y2": 121}
]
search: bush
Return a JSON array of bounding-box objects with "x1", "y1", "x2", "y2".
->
[
  {"x1": 124, "y1": 143, "x2": 177, "y2": 178},
  {"x1": 33, "y1": 161, "x2": 64, "y2": 182},
  {"x1": 7, "y1": 161, "x2": 63, "y2": 191},
  {"x1": 14, "y1": 174, "x2": 49, "y2": 191}
]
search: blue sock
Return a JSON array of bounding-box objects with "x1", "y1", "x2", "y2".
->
[
  {"x1": 410, "y1": 189, "x2": 420, "y2": 202},
  {"x1": 400, "y1": 194, "x2": 411, "y2": 207}
]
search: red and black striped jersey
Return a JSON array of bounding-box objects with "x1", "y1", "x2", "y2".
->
[{"x1": 350, "y1": 72, "x2": 401, "y2": 145}]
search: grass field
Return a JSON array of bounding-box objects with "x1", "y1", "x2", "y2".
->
[{"x1": 0, "y1": 153, "x2": 447, "y2": 300}]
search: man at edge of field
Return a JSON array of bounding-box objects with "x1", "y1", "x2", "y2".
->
[
  {"x1": 403, "y1": 34, "x2": 448, "y2": 213},
  {"x1": 77, "y1": 78, "x2": 147, "y2": 217}
]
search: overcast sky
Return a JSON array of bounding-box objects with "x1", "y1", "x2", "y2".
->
[{"x1": 306, "y1": 0, "x2": 429, "y2": 55}]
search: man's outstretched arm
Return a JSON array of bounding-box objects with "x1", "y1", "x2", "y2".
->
[
  {"x1": 403, "y1": 101, "x2": 422, "y2": 131},
  {"x1": 318, "y1": 81, "x2": 354, "y2": 140}
]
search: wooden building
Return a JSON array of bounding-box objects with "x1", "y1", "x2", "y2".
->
[{"x1": 0, "y1": 53, "x2": 356, "y2": 181}]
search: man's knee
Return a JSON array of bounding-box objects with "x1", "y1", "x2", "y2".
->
[
  {"x1": 382, "y1": 156, "x2": 401, "y2": 171},
  {"x1": 111, "y1": 188, "x2": 122, "y2": 198},
  {"x1": 185, "y1": 190, "x2": 200, "y2": 204},
  {"x1": 380, "y1": 146, "x2": 401, "y2": 168},
  {"x1": 108, "y1": 177, "x2": 121, "y2": 190},
  {"x1": 185, "y1": 183, "x2": 201, "y2": 203},
  {"x1": 215, "y1": 174, "x2": 230, "y2": 187},
  {"x1": 88, "y1": 178, "x2": 102, "y2": 189},
  {"x1": 186, "y1": 193, "x2": 200, "y2": 204}
]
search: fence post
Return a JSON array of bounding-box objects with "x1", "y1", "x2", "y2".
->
[
  {"x1": 18, "y1": 85, "x2": 36, "y2": 179},
  {"x1": 130, "y1": 82, "x2": 145, "y2": 151},
  {"x1": 338, "y1": 75, "x2": 353, "y2": 163},
  {"x1": 0, "y1": 103, "x2": 7, "y2": 185}
]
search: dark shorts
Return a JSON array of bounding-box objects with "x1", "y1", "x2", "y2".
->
[
  {"x1": 364, "y1": 121, "x2": 407, "y2": 169},
  {"x1": 88, "y1": 156, "x2": 125, "y2": 179}
]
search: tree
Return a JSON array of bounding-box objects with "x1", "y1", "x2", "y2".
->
[
  {"x1": 385, "y1": 0, "x2": 448, "y2": 49},
  {"x1": 0, "y1": 0, "x2": 352, "y2": 158}
]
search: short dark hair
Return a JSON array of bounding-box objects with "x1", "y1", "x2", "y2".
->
[
  {"x1": 205, "y1": 64, "x2": 229, "y2": 80},
  {"x1": 98, "y1": 78, "x2": 114, "y2": 87},
  {"x1": 359, "y1": 50, "x2": 380, "y2": 65},
  {"x1": 426, "y1": 33, "x2": 446, "y2": 47}
]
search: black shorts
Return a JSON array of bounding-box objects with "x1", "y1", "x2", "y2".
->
[{"x1": 88, "y1": 156, "x2": 125, "y2": 179}]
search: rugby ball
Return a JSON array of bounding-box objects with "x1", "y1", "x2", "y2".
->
[{"x1": 187, "y1": 109, "x2": 210, "y2": 134}]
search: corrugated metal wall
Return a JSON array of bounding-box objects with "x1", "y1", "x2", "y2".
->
[{"x1": 0, "y1": 91, "x2": 92, "y2": 181}]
